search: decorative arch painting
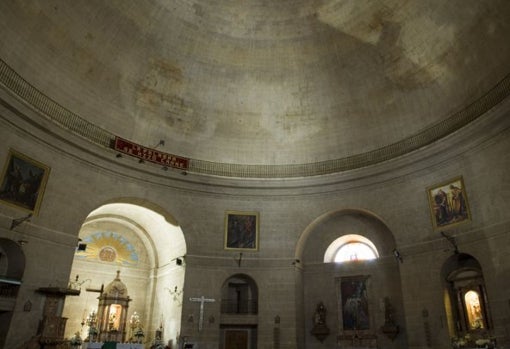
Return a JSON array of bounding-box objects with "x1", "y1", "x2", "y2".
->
[{"x1": 76, "y1": 232, "x2": 139, "y2": 266}]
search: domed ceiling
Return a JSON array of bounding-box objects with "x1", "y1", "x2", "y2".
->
[{"x1": 1, "y1": 1, "x2": 509, "y2": 177}]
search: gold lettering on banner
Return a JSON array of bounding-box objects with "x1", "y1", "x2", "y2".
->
[{"x1": 113, "y1": 136, "x2": 189, "y2": 169}]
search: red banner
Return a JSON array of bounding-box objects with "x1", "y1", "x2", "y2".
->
[{"x1": 113, "y1": 137, "x2": 189, "y2": 169}]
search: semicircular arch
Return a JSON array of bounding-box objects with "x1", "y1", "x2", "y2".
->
[
  {"x1": 64, "y1": 198, "x2": 186, "y2": 344},
  {"x1": 296, "y1": 208, "x2": 396, "y2": 265}
]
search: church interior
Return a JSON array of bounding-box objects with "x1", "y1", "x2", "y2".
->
[{"x1": 0, "y1": 1, "x2": 510, "y2": 349}]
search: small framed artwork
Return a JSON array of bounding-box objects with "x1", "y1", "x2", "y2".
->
[
  {"x1": 224, "y1": 211, "x2": 259, "y2": 251},
  {"x1": 0, "y1": 149, "x2": 50, "y2": 215},
  {"x1": 427, "y1": 176, "x2": 471, "y2": 230}
]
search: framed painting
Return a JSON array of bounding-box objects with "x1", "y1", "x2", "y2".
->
[
  {"x1": 0, "y1": 149, "x2": 50, "y2": 215},
  {"x1": 339, "y1": 275, "x2": 370, "y2": 331},
  {"x1": 427, "y1": 176, "x2": 470, "y2": 230},
  {"x1": 224, "y1": 211, "x2": 259, "y2": 251}
]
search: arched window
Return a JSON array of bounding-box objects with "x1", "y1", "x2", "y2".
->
[
  {"x1": 324, "y1": 234, "x2": 379, "y2": 263},
  {"x1": 335, "y1": 241, "x2": 378, "y2": 262}
]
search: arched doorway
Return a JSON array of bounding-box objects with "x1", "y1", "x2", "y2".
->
[
  {"x1": 62, "y1": 200, "x2": 186, "y2": 347},
  {"x1": 0, "y1": 238, "x2": 25, "y2": 348},
  {"x1": 219, "y1": 274, "x2": 258, "y2": 349}
]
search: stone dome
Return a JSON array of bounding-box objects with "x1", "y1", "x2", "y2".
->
[{"x1": 1, "y1": 1, "x2": 509, "y2": 177}]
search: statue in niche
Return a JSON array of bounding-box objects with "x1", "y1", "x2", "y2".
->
[
  {"x1": 380, "y1": 297, "x2": 399, "y2": 340},
  {"x1": 311, "y1": 301, "x2": 330, "y2": 343},
  {"x1": 314, "y1": 302, "x2": 327, "y2": 325}
]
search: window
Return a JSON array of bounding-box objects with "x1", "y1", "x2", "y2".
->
[
  {"x1": 335, "y1": 242, "x2": 377, "y2": 262},
  {"x1": 324, "y1": 234, "x2": 379, "y2": 263}
]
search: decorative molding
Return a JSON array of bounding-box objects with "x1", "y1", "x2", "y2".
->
[{"x1": 1, "y1": 58, "x2": 509, "y2": 178}]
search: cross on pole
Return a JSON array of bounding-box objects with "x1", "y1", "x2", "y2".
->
[{"x1": 189, "y1": 296, "x2": 215, "y2": 331}]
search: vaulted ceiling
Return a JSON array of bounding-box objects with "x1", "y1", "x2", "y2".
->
[{"x1": 1, "y1": 1, "x2": 509, "y2": 177}]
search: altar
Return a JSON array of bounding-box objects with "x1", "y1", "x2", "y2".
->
[{"x1": 82, "y1": 343, "x2": 144, "y2": 349}]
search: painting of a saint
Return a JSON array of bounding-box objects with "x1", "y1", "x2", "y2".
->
[
  {"x1": 341, "y1": 276, "x2": 370, "y2": 330},
  {"x1": 0, "y1": 149, "x2": 50, "y2": 215},
  {"x1": 427, "y1": 176, "x2": 470, "y2": 229},
  {"x1": 224, "y1": 211, "x2": 259, "y2": 250}
]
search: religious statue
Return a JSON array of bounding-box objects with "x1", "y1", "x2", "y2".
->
[
  {"x1": 70, "y1": 331, "x2": 83, "y2": 348},
  {"x1": 108, "y1": 312, "x2": 117, "y2": 331},
  {"x1": 311, "y1": 301, "x2": 330, "y2": 343},
  {"x1": 314, "y1": 302, "x2": 326, "y2": 325},
  {"x1": 380, "y1": 297, "x2": 399, "y2": 340}
]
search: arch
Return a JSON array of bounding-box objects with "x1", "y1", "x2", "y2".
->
[
  {"x1": 441, "y1": 253, "x2": 482, "y2": 280},
  {"x1": 0, "y1": 238, "x2": 25, "y2": 280},
  {"x1": 296, "y1": 208, "x2": 396, "y2": 265},
  {"x1": 220, "y1": 274, "x2": 258, "y2": 315},
  {"x1": 324, "y1": 234, "x2": 379, "y2": 263},
  {"x1": 441, "y1": 253, "x2": 493, "y2": 342},
  {"x1": 297, "y1": 208, "x2": 407, "y2": 348},
  {"x1": 96, "y1": 197, "x2": 180, "y2": 226},
  {"x1": 63, "y1": 199, "x2": 186, "y2": 345},
  {"x1": 84, "y1": 201, "x2": 186, "y2": 268},
  {"x1": 0, "y1": 238, "x2": 25, "y2": 348}
]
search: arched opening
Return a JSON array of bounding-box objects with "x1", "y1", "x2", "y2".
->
[
  {"x1": 62, "y1": 201, "x2": 186, "y2": 346},
  {"x1": 323, "y1": 234, "x2": 379, "y2": 263},
  {"x1": 220, "y1": 274, "x2": 258, "y2": 315},
  {"x1": 298, "y1": 209, "x2": 406, "y2": 348},
  {"x1": 219, "y1": 274, "x2": 259, "y2": 349},
  {"x1": 441, "y1": 253, "x2": 495, "y2": 347},
  {"x1": 0, "y1": 238, "x2": 25, "y2": 348}
]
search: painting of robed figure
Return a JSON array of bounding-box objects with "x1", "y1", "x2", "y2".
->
[
  {"x1": 224, "y1": 211, "x2": 259, "y2": 251},
  {"x1": 427, "y1": 176, "x2": 470, "y2": 230},
  {"x1": 0, "y1": 149, "x2": 50, "y2": 215},
  {"x1": 340, "y1": 276, "x2": 370, "y2": 331}
]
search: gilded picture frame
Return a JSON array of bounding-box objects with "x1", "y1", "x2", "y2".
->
[
  {"x1": 224, "y1": 211, "x2": 259, "y2": 251},
  {"x1": 0, "y1": 149, "x2": 50, "y2": 215},
  {"x1": 427, "y1": 176, "x2": 471, "y2": 230}
]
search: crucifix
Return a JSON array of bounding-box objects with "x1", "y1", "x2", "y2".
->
[{"x1": 189, "y1": 296, "x2": 215, "y2": 331}]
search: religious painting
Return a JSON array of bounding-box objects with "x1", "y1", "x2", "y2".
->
[
  {"x1": 427, "y1": 176, "x2": 470, "y2": 230},
  {"x1": 462, "y1": 287, "x2": 487, "y2": 330},
  {"x1": 224, "y1": 211, "x2": 259, "y2": 251},
  {"x1": 340, "y1": 276, "x2": 370, "y2": 330},
  {"x1": 76, "y1": 232, "x2": 139, "y2": 266},
  {"x1": 0, "y1": 149, "x2": 50, "y2": 215}
]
